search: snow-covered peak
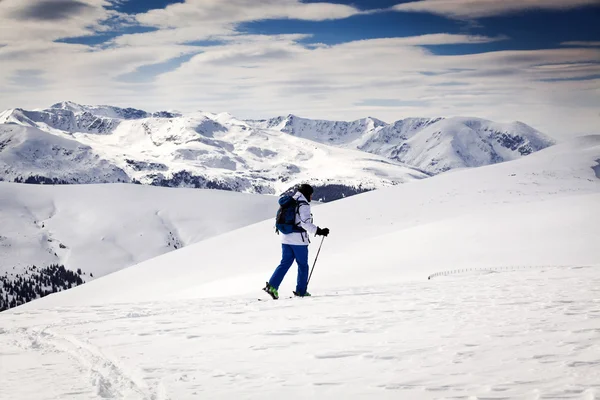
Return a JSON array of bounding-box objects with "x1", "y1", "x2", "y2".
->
[
  {"x1": 249, "y1": 114, "x2": 388, "y2": 146},
  {"x1": 388, "y1": 116, "x2": 556, "y2": 173},
  {"x1": 1, "y1": 106, "x2": 118, "y2": 135},
  {"x1": 253, "y1": 113, "x2": 554, "y2": 174},
  {"x1": 0, "y1": 124, "x2": 129, "y2": 184},
  {"x1": 0, "y1": 107, "x2": 428, "y2": 198},
  {"x1": 0, "y1": 108, "x2": 31, "y2": 126},
  {"x1": 152, "y1": 111, "x2": 182, "y2": 118},
  {"x1": 49, "y1": 101, "x2": 87, "y2": 114},
  {"x1": 213, "y1": 112, "x2": 252, "y2": 130},
  {"x1": 49, "y1": 101, "x2": 150, "y2": 120},
  {"x1": 348, "y1": 116, "x2": 553, "y2": 174},
  {"x1": 0, "y1": 102, "x2": 556, "y2": 197}
]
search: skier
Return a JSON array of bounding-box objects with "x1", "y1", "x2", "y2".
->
[{"x1": 263, "y1": 184, "x2": 329, "y2": 299}]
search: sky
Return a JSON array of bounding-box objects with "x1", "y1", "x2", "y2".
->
[{"x1": 0, "y1": 0, "x2": 599, "y2": 139}]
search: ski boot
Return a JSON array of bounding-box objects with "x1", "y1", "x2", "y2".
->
[
  {"x1": 263, "y1": 282, "x2": 279, "y2": 300},
  {"x1": 293, "y1": 290, "x2": 311, "y2": 297}
]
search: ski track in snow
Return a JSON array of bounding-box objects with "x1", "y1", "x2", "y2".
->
[
  {"x1": 2, "y1": 266, "x2": 600, "y2": 399},
  {"x1": 12, "y1": 327, "x2": 158, "y2": 399}
]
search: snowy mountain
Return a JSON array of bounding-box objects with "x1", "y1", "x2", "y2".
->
[
  {"x1": 0, "y1": 102, "x2": 554, "y2": 199},
  {"x1": 255, "y1": 114, "x2": 555, "y2": 174},
  {"x1": 0, "y1": 104, "x2": 430, "y2": 201},
  {"x1": 1, "y1": 136, "x2": 598, "y2": 399},
  {"x1": 251, "y1": 114, "x2": 388, "y2": 145},
  {"x1": 0, "y1": 102, "x2": 180, "y2": 135},
  {"x1": 0, "y1": 124, "x2": 129, "y2": 184}
]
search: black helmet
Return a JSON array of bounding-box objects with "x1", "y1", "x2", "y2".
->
[{"x1": 297, "y1": 183, "x2": 314, "y2": 200}]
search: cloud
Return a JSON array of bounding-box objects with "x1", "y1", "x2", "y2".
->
[
  {"x1": 0, "y1": 0, "x2": 119, "y2": 42},
  {"x1": 111, "y1": 25, "x2": 233, "y2": 47},
  {"x1": 12, "y1": 0, "x2": 93, "y2": 21},
  {"x1": 388, "y1": 33, "x2": 508, "y2": 45},
  {"x1": 109, "y1": 1, "x2": 359, "y2": 48},
  {"x1": 3, "y1": 31, "x2": 598, "y2": 140},
  {"x1": 392, "y1": 0, "x2": 599, "y2": 19},
  {"x1": 9, "y1": 69, "x2": 49, "y2": 88},
  {"x1": 165, "y1": 39, "x2": 599, "y2": 136},
  {"x1": 562, "y1": 41, "x2": 600, "y2": 47},
  {"x1": 136, "y1": 0, "x2": 362, "y2": 29},
  {"x1": 356, "y1": 99, "x2": 431, "y2": 107},
  {"x1": 115, "y1": 53, "x2": 199, "y2": 83},
  {"x1": 0, "y1": 1, "x2": 598, "y2": 139}
]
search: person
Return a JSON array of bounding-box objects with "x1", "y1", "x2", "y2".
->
[{"x1": 263, "y1": 184, "x2": 329, "y2": 299}]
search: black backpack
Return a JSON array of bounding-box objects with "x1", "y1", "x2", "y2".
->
[{"x1": 275, "y1": 195, "x2": 308, "y2": 234}]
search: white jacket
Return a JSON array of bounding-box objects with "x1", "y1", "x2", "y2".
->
[{"x1": 281, "y1": 191, "x2": 318, "y2": 245}]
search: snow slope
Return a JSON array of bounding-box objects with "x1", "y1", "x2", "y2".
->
[
  {"x1": 0, "y1": 124, "x2": 129, "y2": 184},
  {"x1": 22, "y1": 135, "x2": 600, "y2": 306},
  {"x1": 0, "y1": 183, "x2": 276, "y2": 279},
  {"x1": 1, "y1": 136, "x2": 598, "y2": 399}
]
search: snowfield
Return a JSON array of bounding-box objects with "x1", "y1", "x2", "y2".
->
[
  {"x1": 0, "y1": 136, "x2": 599, "y2": 399},
  {"x1": 0, "y1": 183, "x2": 276, "y2": 278},
  {"x1": 1, "y1": 267, "x2": 599, "y2": 399}
]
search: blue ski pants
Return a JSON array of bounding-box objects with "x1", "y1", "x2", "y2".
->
[{"x1": 269, "y1": 244, "x2": 309, "y2": 294}]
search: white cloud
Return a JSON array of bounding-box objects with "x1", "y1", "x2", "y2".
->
[
  {"x1": 349, "y1": 33, "x2": 508, "y2": 46},
  {"x1": 562, "y1": 41, "x2": 600, "y2": 47},
  {"x1": 393, "y1": 0, "x2": 599, "y2": 19},
  {"x1": 111, "y1": 25, "x2": 234, "y2": 47},
  {"x1": 135, "y1": 36, "x2": 599, "y2": 137},
  {"x1": 136, "y1": 0, "x2": 362, "y2": 29},
  {"x1": 0, "y1": 1, "x2": 598, "y2": 139}
]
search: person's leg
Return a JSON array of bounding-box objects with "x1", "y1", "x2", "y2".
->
[
  {"x1": 269, "y1": 244, "x2": 296, "y2": 289},
  {"x1": 292, "y1": 245, "x2": 309, "y2": 294}
]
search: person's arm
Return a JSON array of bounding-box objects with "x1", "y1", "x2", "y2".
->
[{"x1": 297, "y1": 203, "x2": 318, "y2": 235}]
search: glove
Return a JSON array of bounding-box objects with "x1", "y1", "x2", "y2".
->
[{"x1": 316, "y1": 227, "x2": 330, "y2": 237}]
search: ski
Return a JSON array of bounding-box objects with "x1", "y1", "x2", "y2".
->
[
  {"x1": 260, "y1": 283, "x2": 313, "y2": 301},
  {"x1": 292, "y1": 291, "x2": 312, "y2": 298},
  {"x1": 258, "y1": 295, "x2": 293, "y2": 301}
]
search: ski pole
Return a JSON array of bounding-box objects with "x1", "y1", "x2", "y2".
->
[{"x1": 307, "y1": 236, "x2": 325, "y2": 288}]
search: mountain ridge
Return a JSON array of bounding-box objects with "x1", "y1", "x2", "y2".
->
[{"x1": 0, "y1": 102, "x2": 555, "y2": 199}]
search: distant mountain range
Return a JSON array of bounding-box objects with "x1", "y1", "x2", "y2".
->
[{"x1": 0, "y1": 101, "x2": 555, "y2": 200}]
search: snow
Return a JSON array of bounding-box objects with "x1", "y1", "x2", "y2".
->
[
  {"x1": 1, "y1": 102, "x2": 554, "y2": 197},
  {"x1": 0, "y1": 124, "x2": 129, "y2": 184},
  {"x1": 1, "y1": 268, "x2": 599, "y2": 399},
  {"x1": 48, "y1": 101, "x2": 151, "y2": 120},
  {"x1": 10, "y1": 134, "x2": 595, "y2": 307},
  {"x1": 0, "y1": 136, "x2": 598, "y2": 399},
  {"x1": 76, "y1": 112, "x2": 428, "y2": 194},
  {"x1": 0, "y1": 110, "x2": 428, "y2": 195},
  {"x1": 0, "y1": 183, "x2": 276, "y2": 278},
  {"x1": 357, "y1": 116, "x2": 556, "y2": 173},
  {"x1": 258, "y1": 114, "x2": 555, "y2": 174}
]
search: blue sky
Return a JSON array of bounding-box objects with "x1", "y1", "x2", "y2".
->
[
  {"x1": 0, "y1": 0, "x2": 599, "y2": 137},
  {"x1": 59, "y1": 1, "x2": 600, "y2": 54}
]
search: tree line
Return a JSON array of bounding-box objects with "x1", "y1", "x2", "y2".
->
[{"x1": 1, "y1": 264, "x2": 87, "y2": 311}]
